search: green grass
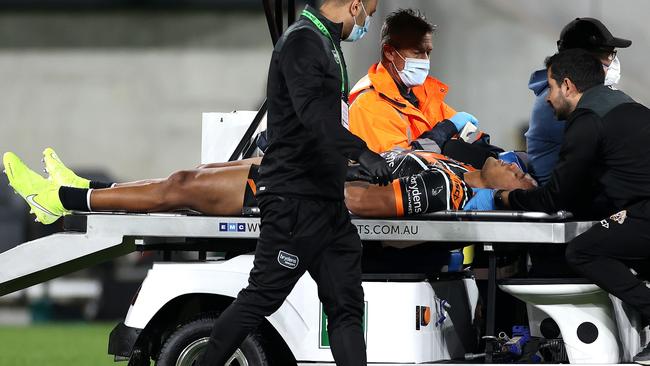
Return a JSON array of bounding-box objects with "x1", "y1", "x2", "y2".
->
[{"x1": 0, "y1": 322, "x2": 124, "y2": 366}]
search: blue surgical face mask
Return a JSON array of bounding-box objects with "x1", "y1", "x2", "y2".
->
[
  {"x1": 344, "y1": 1, "x2": 370, "y2": 42},
  {"x1": 392, "y1": 50, "x2": 430, "y2": 88}
]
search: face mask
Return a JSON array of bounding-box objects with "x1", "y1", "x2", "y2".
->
[
  {"x1": 392, "y1": 50, "x2": 430, "y2": 88},
  {"x1": 604, "y1": 56, "x2": 621, "y2": 87},
  {"x1": 343, "y1": 1, "x2": 370, "y2": 42}
]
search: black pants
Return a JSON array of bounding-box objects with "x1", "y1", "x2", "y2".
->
[
  {"x1": 565, "y1": 210, "x2": 650, "y2": 321},
  {"x1": 199, "y1": 195, "x2": 366, "y2": 366}
]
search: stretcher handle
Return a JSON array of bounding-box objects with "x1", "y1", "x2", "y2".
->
[
  {"x1": 229, "y1": 100, "x2": 268, "y2": 161},
  {"x1": 263, "y1": 0, "x2": 280, "y2": 45},
  {"x1": 275, "y1": 0, "x2": 284, "y2": 40},
  {"x1": 230, "y1": 0, "x2": 298, "y2": 161}
]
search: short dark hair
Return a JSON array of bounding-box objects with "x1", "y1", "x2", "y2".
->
[
  {"x1": 381, "y1": 9, "x2": 435, "y2": 50},
  {"x1": 545, "y1": 49, "x2": 605, "y2": 92}
]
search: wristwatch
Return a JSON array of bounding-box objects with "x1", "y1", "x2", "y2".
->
[{"x1": 493, "y1": 189, "x2": 506, "y2": 209}]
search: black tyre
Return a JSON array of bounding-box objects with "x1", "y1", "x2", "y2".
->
[{"x1": 156, "y1": 315, "x2": 269, "y2": 366}]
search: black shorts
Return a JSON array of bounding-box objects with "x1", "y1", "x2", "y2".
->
[{"x1": 243, "y1": 164, "x2": 260, "y2": 209}]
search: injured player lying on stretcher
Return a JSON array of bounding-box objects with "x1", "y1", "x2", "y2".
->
[{"x1": 3, "y1": 147, "x2": 536, "y2": 225}]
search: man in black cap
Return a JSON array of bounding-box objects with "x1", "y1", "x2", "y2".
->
[
  {"x1": 525, "y1": 17, "x2": 631, "y2": 186},
  {"x1": 522, "y1": 18, "x2": 632, "y2": 278}
]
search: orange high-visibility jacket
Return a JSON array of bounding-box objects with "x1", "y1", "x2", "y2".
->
[{"x1": 349, "y1": 63, "x2": 457, "y2": 153}]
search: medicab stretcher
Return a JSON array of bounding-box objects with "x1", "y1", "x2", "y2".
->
[
  {"x1": 1, "y1": 0, "x2": 647, "y2": 361},
  {"x1": 1, "y1": 106, "x2": 644, "y2": 363},
  {"x1": 7, "y1": 210, "x2": 638, "y2": 364},
  {"x1": 1, "y1": 106, "x2": 642, "y2": 365},
  {"x1": 1, "y1": 106, "x2": 643, "y2": 365}
]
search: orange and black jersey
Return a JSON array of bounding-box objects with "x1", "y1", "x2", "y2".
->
[
  {"x1": 382, "y1": 149, "x2": 474, "y2": 215},
  {"x1": 247, "y1": 150, "x2": 474, "y2": 216}
]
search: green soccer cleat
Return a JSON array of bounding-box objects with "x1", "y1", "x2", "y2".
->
[
  {"x1": 43, "y1": 147, "x2": 90, "y2": 189},
  {"x1": 3, "y1": 152, "x2": 68, "y2": 224}
]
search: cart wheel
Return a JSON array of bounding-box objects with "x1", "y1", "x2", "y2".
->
[{"x1": 156, "y1": 315, "x2": 269, "y2": 366}]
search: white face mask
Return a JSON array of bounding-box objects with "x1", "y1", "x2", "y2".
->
[
  {"x1": 392, "y1": 50, "x2": 430, "y2": 88},
  {"x1": 604, "y1": 56, "x2": 621, "y2": 87}
]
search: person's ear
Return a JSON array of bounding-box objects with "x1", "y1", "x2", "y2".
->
[
  {"x1": 382, "y1": 44, "x2": 395, "y2": 63},
  {"x1": 561, "y1": 78, "x2": 573, "y2": 96},
  {"x1": 564, "y1": 78, "x2": 580, "y2": 97},
  {"x1": 349, "y1": 0, "x2": 362, "y2": 17}
]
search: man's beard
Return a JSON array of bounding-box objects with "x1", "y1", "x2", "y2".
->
[{"x1": 551, "y1": 98, "x2": 572, "y2": 120}]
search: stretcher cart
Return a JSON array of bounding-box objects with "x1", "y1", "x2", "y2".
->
[
  {"x1": 2, "y1": 104, "x2": 643, "y2": 365},
  {"x1": 7, "y1": 210, "x2": 643, "y2": 365},
  {"x1": 1, "y1": 0, "x2": 647, "y2": 363}
]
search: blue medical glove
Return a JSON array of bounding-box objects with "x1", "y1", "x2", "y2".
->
[
  {"x1": 463, "y1": 188, "x2": 495, "y2": 211},
  {"x1": 449, "y1": 112, "x2": 479, "y2": 132}
]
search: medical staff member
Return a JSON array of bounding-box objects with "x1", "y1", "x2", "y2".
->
[
  {"x1": 525, "y1": 17, "x2": 631, "y2": 185},
  {"x1": 495, "y1": 49, "x2": 650, "y2": 364},
  {"x1": 348, "y1": 9, "x2": 481, "y2": 157},
  {"x1": 198, "y1": 1, "x2": 391, "y2": 365},
  {"x1": 520, "y1": 18, "x2": 632, "y2": 276}
]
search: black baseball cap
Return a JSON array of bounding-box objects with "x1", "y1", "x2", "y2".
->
[{"x1": 557, "y1": 17, "x2": 632, "y2": 51}]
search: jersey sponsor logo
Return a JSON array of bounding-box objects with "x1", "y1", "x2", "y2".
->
[
  {"x1": 600, "y1": 219, "x2": 610, "y2": 229},
  {"x1": 277, "y1": 250, "x2": 299, "y2": 269},
  {"x1": 381, "y1": 150, "x2": 399, "y2": 170},
  {"x1": 406, "y1": 175, "x2": 424, "y2": 215},
  {"x1": 25, "y1": 194, "x2": 56, "y2": 216}
]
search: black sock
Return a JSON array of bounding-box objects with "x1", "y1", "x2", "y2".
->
[
  {"x1": 89, "y1": 181, "x2": 113, "y2": 189},
  {"x1": 59, "y1": 186, "x2": 90, "y2": 211}
]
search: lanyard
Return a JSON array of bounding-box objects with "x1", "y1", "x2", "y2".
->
[{"x1": 301, "y1": 9, "x2": 346, "y2": 95}]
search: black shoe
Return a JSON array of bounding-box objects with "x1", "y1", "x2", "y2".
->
[{"x1": 634, "y1": 344, "x2": 650, "y2": 365}]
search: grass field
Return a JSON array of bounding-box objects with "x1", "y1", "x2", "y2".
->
[{"x1": 0, "y1": 322, "x2": 129, "y2": 366}]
